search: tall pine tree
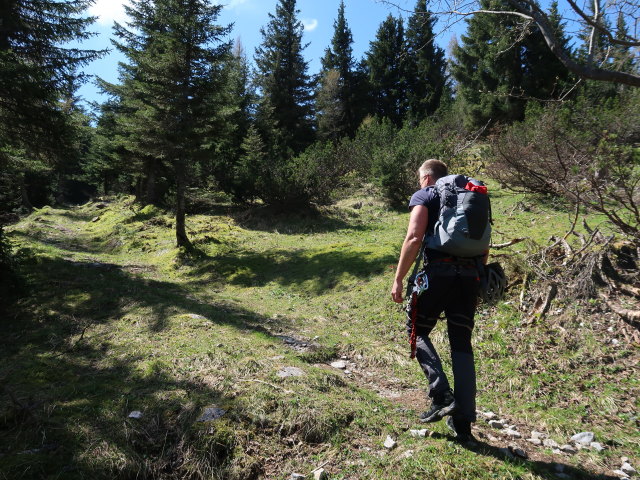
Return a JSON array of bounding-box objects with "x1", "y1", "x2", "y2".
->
[
  {"x1": 99, "y1": 0, "x2": 232, "y2": 248},
  {"x1": 364, "y1": 15, "x2": 407, "y2": 126},
  {"x1": 254, "y1": 0, "x2": 314, "y2": 157},
  {"x1": 404, "y1": 0, "x2": 448, "y2": 123},
  {"x1": 0, "y1": 0, "x2": 103, "y2": 211},
  {"x1": 317, "y1": 0, "x2": 358, "y2": 140}
]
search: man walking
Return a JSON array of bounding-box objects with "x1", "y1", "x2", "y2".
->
[{"x1": 391, "y1": 159, "x2": 488, "y2": 442}]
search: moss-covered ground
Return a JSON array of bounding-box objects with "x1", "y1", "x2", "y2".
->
[{"x1": 1, "y1": 184, "x2": 638, "y2": 479}]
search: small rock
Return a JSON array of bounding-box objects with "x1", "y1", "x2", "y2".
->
[
  {"x1": 509, "y1": 446, "x2": 528, "y2": 459},
  {"x1": 543, "y1": 438, "x2": 560, "y2": 448},
  {"x1": 621, "y1": 457, "x2": 629, "y2": 463},
  {"x1": 330, "y1": 360, "x2": 348, "y2": 370},
  {"x1": 504, "y1": 428, "x2": 522, "y2": 439},
  {"x1": 488, "y1": 419, "x2": 505, "y2": 429},
  {"x1": 570, "y1": 431, "x2": 595, "y2": 446},
  {"x1": 621, "y1": 463, "x2": 636, "y2": 475},
  {"x1": 487, "y1": 434, "x2": 499, "y2": 442},
  {"x1": 401, "y1": 449, "x2": 414, "y2": 458},
  {"x1": 91, "y1": 216, "x2": 100, "y2": 222},
  {"x1": 187, "y1": 313, "x2": 207, "y2": 320},
  {"x1": 216, "y1": 343, "x2": 224, "y2": 348},
  {"x1": 590, "y1": 442, "x2": 605, "y2": 452},
  {"x1": 344, "y1": 369, "x2": 352, "y2": 375},
  {"x1": 384, "y1": 435, "x2": 397, "y2": 449},
  {"x1": 611, "y1": 339, "x2": 620, "y2": 345},
  {"x1": 409, "y1": 429, "x2": 428, "y2": 437},
  {"x1": 531, "y1": 431, "x2": 547, "y2": 440},
  {"x1": 560, "y1": 444, "x2": 577, "y2": 454},
  {"x1": 277, "y1": 367, "x2": 305, "y2": 378},
  {"x1": 552, "y1": 448, "x2": 563, "y2": 455},
  {"x1": 128, "y1": 410, "x2": 143, "y2": 419},
  {"x1": 479, "y1": 410, "x2": 498, "y2": 420},
  {"x1": 313, "y1": 468, "x2": 328, "y2": 480},
  {"x1": 527, "y1": 438, "x2": 542, "y2": 446},
  {"x1": 197, "y1": 406, "x2": 226, "y2": 422},
  {"x1": 290, "y1": 474, "x2": 306, "y2": 480},
  {"x1": 613, "y1": 470, "x2": 630, "y2": 479}
]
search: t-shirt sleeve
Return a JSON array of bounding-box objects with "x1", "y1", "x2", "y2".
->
[{"x1": 408, "y1": 188, "x2": 436, "y2": 210}]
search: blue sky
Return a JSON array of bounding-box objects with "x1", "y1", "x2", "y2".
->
[{"x1": 76, "y1": 0, "x2": 464, "y2": 108}]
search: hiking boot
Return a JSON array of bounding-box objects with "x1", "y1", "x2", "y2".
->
[
  {"x1": 419, "y1": 389, "x2": 456, "y2": 423},
  {"x1": 446, "y1": 416, "x2": 475, "y2": 443}
]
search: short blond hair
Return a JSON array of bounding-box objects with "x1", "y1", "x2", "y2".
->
[{"x1": 418, "y1": 159, "x2": 448, "y2": 180}]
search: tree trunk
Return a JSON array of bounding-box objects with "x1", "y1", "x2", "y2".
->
[
  {"x1": 175, "y1": 161, "x2": 191, "y2": 249},
  {"x1": 20, "y1": 174, "x2": 33, "y2": 211}
]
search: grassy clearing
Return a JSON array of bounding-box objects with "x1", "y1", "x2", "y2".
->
[{"x1": 1, "y1": 187, "x2": 638, "y2": 479}]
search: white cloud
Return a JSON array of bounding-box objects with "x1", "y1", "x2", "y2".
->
[
  {"x1": 303, "y1": 18, "x2": 318, "y2": 32},
  {"x1": 89, "y1": 0, "x2": 132, "y2": 25}
]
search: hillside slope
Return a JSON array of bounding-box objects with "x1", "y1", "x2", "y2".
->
[{"x1": 1, "y1": 188, "x2": 638, "y2": 480}]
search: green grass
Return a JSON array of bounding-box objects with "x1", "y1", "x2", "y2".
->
[{"x1": 1, "y1": 190, "x2": 638, "y2": 479}]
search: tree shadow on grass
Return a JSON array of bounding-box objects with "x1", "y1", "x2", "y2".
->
[
  {"x1": 188, "y1": 247, "x2": 397, "y2": 295},
  {"x1": 0, "y1": 254, "x2": 292, "y2": 478},
  {"x1": 200, "y1": 203, "x2": 371, "y2": 234},
  {"x1": 429, "y1": 432, "x2": 620, "y2": 480}
]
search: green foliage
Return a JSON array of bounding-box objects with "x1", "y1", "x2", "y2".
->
[
  {"x1": 364, "y1": 15, "x2": 407, "y2": 126},
  {"x1": 351, "y1": 116, "x2": 460, "y2": 208},
  {"x1": 317, "y1": 1, "x2": 360, "y2": 140},
  {"x1": 404, "y1": 0, "x2": 449, "y2": 123},
  {"x1": 254, "y1": 0, "x2": 314, "y2": 158},
  {"x1": 451, "y1": 0, "x2": 572, "y2": 128},
  {"x1": 489, "y1": 89, "x2": 640, "y2": 242}
]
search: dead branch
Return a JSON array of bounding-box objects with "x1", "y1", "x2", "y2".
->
[
  {"x1": 491, "y1": 237, "x2": 527, "y2": 249},
  {"x1": 599, "y1": 292, "x2": 640, "y2": 325}
]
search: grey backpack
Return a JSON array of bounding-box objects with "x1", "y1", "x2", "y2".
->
[{"x1": 425, "y1": 174, "x2": 491, "y2": 257}]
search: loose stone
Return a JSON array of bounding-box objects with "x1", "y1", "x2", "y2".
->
[
  {"x1": 384, "y1": 436, "x2": 397, "y2": 449},
  {"x1": 613, "y1": 470, "x2": 630, "y2": 479},
  {"x1": 527, "y1": 438, "x2": 542, "y2": 446},
  {"x1": 197, "y1": 406, "x2": 226, "y2": 422},
  {"x1": 409, "y1": 429, "x2": 428, "y2": 438},
  {"x1": 504, "y1": 428, "x2": 522, "y2": 438},
  {"x1": 488, "y1": 420, "x2": 505, "y2": 429},
  {"x1": 590, "y1": 442, "x2": 605, "y2": 452},
  {"x1": 531, "y1": 431, "x2": 547, "y2": 440},
  {"x1": 128, "y1": 410, "x2": 143, "y2": 419},
  {"x1": 509, "y1": 446, "x2": 528, "y2": 459},
  {"x1": 560, "y1": 444, "x2": 577, "y2": 454},
  {"x1": 401, "y1": 450, "x2": 414, "y2": 458},
  {"x1": 277, "y1": 367, "x2": 305, "y2": 378},
  {"x1": 313, "y1": 468, "x2": 328, "y2": 480},
  {"x1": 621, "y1": 463, "x2": 636, "y2": 475},
  {"x1": 330, "y1": 360, "x2": 348, "y2": 369},
  {"x1": 290, "y1": 474, "x2": 306, "y2": 480},
  {"x1": 543, "y1": 438, "x2": 560, "y2": 448},
  {"x1": 570, "y1": 432, "x2": 595, "y2": 446}
]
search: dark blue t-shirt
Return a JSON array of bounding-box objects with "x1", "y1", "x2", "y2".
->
[{"x1": 409, "y1": 186, "x2": 440, "y2": 236}]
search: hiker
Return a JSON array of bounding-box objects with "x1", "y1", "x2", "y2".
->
[{"x1": 391, "y1": 159, "x2": 490, "y2": 442}]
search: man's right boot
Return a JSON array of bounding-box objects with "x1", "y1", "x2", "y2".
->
[{"x1": 419, "y1": 389, "x2": 456, "y2": 423}]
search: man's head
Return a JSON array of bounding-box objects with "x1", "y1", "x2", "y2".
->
[{"x1": 418, "y1": 159, "x2": 448, "y2": 187}]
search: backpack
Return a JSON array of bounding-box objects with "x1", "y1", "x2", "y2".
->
[{"x1": 425, "y1": 174, "x2": 491, "y2": 258}]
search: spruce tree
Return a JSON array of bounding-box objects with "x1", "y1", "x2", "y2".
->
[
  {"x1": 451, "y1": 0, "x2": 572, "y2": 128},
  {"x1": 612, "y1": 13, "x2": 637, "y2": 73},
  {"x1": 0, "y1": 0, "x2": 103, "y2": 211},
  {"x1": 317, "y1": 0, "x2": 358, "y2": 139},
  {"x1": 364, "y1": 15, "x2": 407, "y2": 126},
  {"x1": 404, "y1": 0, "x2": 448, "y2": 123},
  {"x1": 99, "y1": 0, "x2": 232, "y2": 248},
  {"x1": 254, "y1": 0, "x2": 314, "y2": 157}
]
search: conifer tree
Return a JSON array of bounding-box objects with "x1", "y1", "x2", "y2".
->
[
  {"x1": 0, "y1": 0, "x2": 103, "y2": 211},
  {"x1": 612, "y1": 13, "x2": 637, "y2": 73},
  {"x1": 254, "y1": 0, "x2": 314, "y2": 157},
  {"x1": 404, "y1": 0, "x2": 448, "y2": 123},
  {"x1": 364, "y1": 15, "x2": 407, "y2": 126},
  {"x1": 451, "y1": 0, "x2": 572, "y2": 127},
  {"x1": 99, "y1": 0, "x2": 231, "y2": 248},
  {"x1": 317, "y1": 0, "x2": 358, "y2": 139}
]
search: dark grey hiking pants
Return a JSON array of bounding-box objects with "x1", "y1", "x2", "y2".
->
[{"x1": 406, "y1": 262, "x2": 479, "y2": 423}]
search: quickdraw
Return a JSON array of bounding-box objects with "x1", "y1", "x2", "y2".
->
[{"x1": 408, "y1": 271, "x2": 428, "y2": 359}]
